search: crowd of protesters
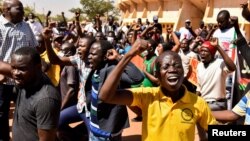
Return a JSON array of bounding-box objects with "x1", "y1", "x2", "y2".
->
[{"x1": 1, "y1": 0, "x2": 250, "y2": 141}]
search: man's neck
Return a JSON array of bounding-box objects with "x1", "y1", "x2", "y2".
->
[{"x1": 161, "y1": 86, "x2": 185, "y2": 103}]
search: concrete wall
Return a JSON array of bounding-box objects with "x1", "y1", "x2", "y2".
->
[{"x1": 117, "y1": 0, "x2": 250, "y2": 41}]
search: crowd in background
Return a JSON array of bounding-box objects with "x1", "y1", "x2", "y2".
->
[{"x1": 1, "y1": 0, "x2": 250, "y2": 141}]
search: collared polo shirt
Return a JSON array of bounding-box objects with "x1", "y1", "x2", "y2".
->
[{"x1": 130, "y1": 86, "x2": 217, "y2": 141}]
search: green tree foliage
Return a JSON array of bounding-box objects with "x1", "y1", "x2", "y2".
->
[
  {"x1": 70, "y1": 0, "x2": 115, "y2": 20},
  {"x1": 24, "y1": 6, "x2": 34, "y2": 17}
]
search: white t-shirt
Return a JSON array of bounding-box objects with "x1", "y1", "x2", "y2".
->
[
  {"x1": 212, "y1": 27, "x2": 236, "y2": 60},
  {"x1": 179, "y1": 27, "x2": 193, "y2": 41},
  {"x1": 84, "y1": 23, "x2": 97, "y2": 36},
  {"x1": 196, "y1": 59, "x2": 232, "y2": 101},
  {"x1": 27, "y1": 21, "x2": 43, "y2": 36}
]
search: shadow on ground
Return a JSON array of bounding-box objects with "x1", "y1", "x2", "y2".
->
[{"x1": 122, "y1": 135, "x2": 141, "y2": 141}]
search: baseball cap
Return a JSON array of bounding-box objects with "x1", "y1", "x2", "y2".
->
[
  {"x1": 153, "y1": 15, "x2": 158, "y2": 21},
  {"x1": 53, "y1": 34, "x2": 64, "y2": 42},
  {"x1": 185, "y1": 19, "x2": 191, "y2": 23}
]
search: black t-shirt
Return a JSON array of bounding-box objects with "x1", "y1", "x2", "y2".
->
[
  {"x1": 154, "y1": 23, "x2": 162, "y2": 33},
  {"x1": 12, "y1": 75, "x2": 61, "y2": 141}
]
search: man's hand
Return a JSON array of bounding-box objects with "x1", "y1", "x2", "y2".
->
[
  {"x1": 75, "y1": 11, "x2": 81, "y2": 22},
  {"x1": 42, "y1": 27, "x2": 53, "y2": 40},
  {"x1": 106, "y1": 49, "x2": 121, "y2": 61},
  {"x1": 95, "y1": 14, "x2": 100, "y2": 20},
  {"x1": 240, "y1": 2, "x2": 248, "y2": 9},
  {"x1": 133, "y1": 24, "x2": 141, "y2": 31},
  {"x1": 230, "y1": 16, "x2": 239, "y2": 30},
  {"x1": 195, "y1": 36, "x2": 202, "y2": 43},
  {"x1": 148, "y1": 23, "x2": 155, "y2": 30},
  {"x1": 129, "y1": 39, "x2": 149, "y2": 56},
  {"x1": 210, "y1": 37, "x2": 219, "y2": 48}
]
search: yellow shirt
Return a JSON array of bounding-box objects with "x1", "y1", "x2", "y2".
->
[
  {"x1": 40, "y1": 50, "x2": 61, "y2": 87},
  {"x1": 130, "y1": 86, "x2": 217, "y2": 141}
]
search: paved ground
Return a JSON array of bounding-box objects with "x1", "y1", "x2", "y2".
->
[
  {"x1": 122, "y1": 108, "x2": 142, "y2": 141},
  {"x1": 9, "y1": 103, "x2": 199, "y2": 141}
]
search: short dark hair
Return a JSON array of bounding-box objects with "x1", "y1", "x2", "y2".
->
[
  {"x1": 14, "y1": 47, "x2": 41, "y2": 65},
  {"x1": 217, "y1": 10, "x2": 230, "y2": 19},
  {"x1": 93, "y1": 40, "x2": 113, "y2": 58},
  {"x1": 155, "y1": 51, "x2": 182, "y2": 73},
  {"x1": 161, "y1": 42, "x2": 174, "y2": 51},
  {"x1": 148, "y1": 39, "x2": 158, "y2": 50}
]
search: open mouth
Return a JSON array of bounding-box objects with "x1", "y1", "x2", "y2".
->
[
  {"x1": 14, "y1": 79, "x2": 23, "y2": 85},
  {"x1": 167, "y1": 76, "x2": 179, "y2": 86},
  {"x1": 88, "y1": 61, "x2": 94, "y2": 69}
]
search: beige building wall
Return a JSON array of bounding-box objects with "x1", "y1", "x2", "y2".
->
[{"x1": 117, "y1": 0, "x2": 250, "y2": 41}]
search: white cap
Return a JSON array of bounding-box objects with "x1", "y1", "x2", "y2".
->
[{"x1": 185, "y1": 19, "x2": 191, "y2": 23}]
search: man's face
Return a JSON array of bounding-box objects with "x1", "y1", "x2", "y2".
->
[
  {"x1": 77, "y1": 38, "x2": 89, "y2": 60},
  {"x1": 185, "y1": 22, "x2": 191, "y2": 28},
  {"x1": 217, "y1": 15, "x2": 229, "y2": 30},
  {"x1": 180, "y1": 39, "x2": 189, "y2": 52},
  {"x1": 28, "y1": 13, "x2": 35, "y2": 23},
  {"x1": 108, "y1": 16, "x2": 114, "y2": 24},
  {"x1": 88, "y1": 43, "x2": 103, "y2": 70},
  {"x1": 10, "y1": 54, "x2": 36, "y2": 88},
  {"x1": 8, "y1": 1, "x2": 24, "y2": 23},
  {"x1": 157, "y1": 53, "x2": 184, "y2": 92},
  {"x1": 95, "y1": 33, "x2": 104, "y2": 41},
  {"x1": 199, "y1": 46, "x2": 213, "y2": 64}
]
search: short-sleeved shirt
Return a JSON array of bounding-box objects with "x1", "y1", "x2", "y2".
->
[
  {"x1": 60, "y1": 65, "x2": 79, "y2": 106},
  {"x1": 232, "y1": 91, "x2": 250, "y2": 125},
  {"x1": 0, "y1": 15, "x2": 38, "y2": 85},
  {"x1": 12, "y1": 75, "x2": 61, "y2": 141},
  {"x1": 69, "y1": 55, "x2": 91, "y2": 114},
  {"x1": 27, "y1": 21, "x2": 43, "y2": 36},
  {"x1": 130, "y1": 86, "x2": 217, "y2": 141},
  {"x1": 0, "y1": 15, "x2": 38, "y2": 62},
  {"x1": 212, "y1": 27, "x2": 236, "y2": 60},
  {"x1": 40, "y1": 50, "x2": 61, "y2": 87},
  {"x1": 196, "y1": 59, "x2": 232, "y2": 101}
]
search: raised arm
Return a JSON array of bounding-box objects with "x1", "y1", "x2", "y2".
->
[
  {"x1": 211, "y1": 38, "x2": 236, "y2": 71},
  {"x1": 140, "y1": 23, "x2": 155, "y2": 39},
  {"x1": 61, "y1": 12, "x2": 68, "y2": 29},
  {"x1": 75, "y1": 11, "x2": 84, "y2": 38},
  {"x1": 231, "y1": 16, "x2": 250, "y2": 67},
  {"x1": 167, "y1": 28, "x2": 181, "y2": 52},
  {"x1": 43, "y1": 28, "x2": 73, "y2": 66},
  {"x1": 99, "y1": 39, "x2": 148, "y2": 105},
  {"x1": 241, "y1": 2, "x2": 250, "y2": 22}
]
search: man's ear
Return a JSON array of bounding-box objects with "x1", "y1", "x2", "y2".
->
[{"x1": 103, "y1": 53, "x2": 108, "y2": 61}]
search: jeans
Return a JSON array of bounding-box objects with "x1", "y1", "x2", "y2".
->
[
  {"x1": 58, "y1": 105, "x2": 90, "y2": 132},
  {"x1": 89, "y1": 132, "x2": 122, "y2": 141},
  {"x1": 0, "y1": 84, "x2": 14, "y2": 141}
]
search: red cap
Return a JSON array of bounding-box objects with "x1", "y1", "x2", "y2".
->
[{"x1": 201, "y1": 41, "x2": 217, "y2": 56}]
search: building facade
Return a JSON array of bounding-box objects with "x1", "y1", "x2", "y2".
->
[{"x1": 117, "y1": 0, "x2": 250, "y2": 41}]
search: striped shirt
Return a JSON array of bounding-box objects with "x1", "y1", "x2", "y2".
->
[
  {"x1": 232, "y1": 91, "x2": 250, "y2": 125},
  {"x1": 0, "y1": 15, "x2": 38, "y2": 84},
  {"x1": 89, "y1": 71, "x2": 112, "y2": 138}
]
